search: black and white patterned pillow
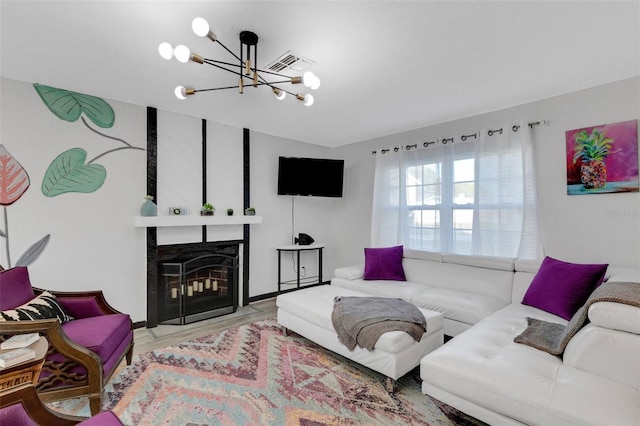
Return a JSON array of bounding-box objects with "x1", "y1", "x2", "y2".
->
[{"x1": 0, "y1": 291, "x2": 73, "y2": 323}]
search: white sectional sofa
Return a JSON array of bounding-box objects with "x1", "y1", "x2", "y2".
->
[
  {"x1": 331, "y1": 249, "x2": 640, "y2": 425},
  {"x1": 332, "y1": 249, "x2": 517, "y2": 337}
]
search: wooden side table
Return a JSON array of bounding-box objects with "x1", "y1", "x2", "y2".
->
[{"x1": 0, "y1": 337, "x2": 48, "y2": 390}]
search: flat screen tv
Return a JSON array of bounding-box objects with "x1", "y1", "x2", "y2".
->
[{"x1": 277, "y1": 156, "x2": 344, "y2": 197}]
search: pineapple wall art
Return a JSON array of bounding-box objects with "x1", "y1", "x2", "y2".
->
[{"x1": 566, "y1": 120, "x2": 639, "y2": 195}]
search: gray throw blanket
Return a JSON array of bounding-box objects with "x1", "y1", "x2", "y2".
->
[
  {"x1": 331, "y1": 296, "x2": 427, "y2": 351},
  {"x1": 514, "y1": 281, "x2": 640, "y2": 355}
]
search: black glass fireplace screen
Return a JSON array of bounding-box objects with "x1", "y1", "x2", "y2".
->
[{"x1": 158, "y1": 253, "x2": 238, "y2": 325}]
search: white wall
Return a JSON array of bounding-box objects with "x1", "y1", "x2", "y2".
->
[
  {"x1": 249, "y1": 132, "x2": 337, "y2": 297},
  {"x1": 1, "y1": 78, "x2": 147, "y2": 320},
  {"x1": 332, "y1": 77, "x2": 640, "y2": 269}
]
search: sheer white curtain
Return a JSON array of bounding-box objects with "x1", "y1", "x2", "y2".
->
[
  {"x1": 370, "y1": 123, "x2": 542, "y2": 259},
  {"x1": 370, "y1": 148, "x2": 403, "y2": 248}
]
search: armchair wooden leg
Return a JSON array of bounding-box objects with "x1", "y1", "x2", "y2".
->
[
  {"x1": 89, "y1": 394, "x2": 101, "y2": 416},
  {"x1": 126, "y1": 345, "x2": 134, "y2": 365}
]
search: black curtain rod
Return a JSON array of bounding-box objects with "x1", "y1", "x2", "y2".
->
[{"x1": 371, "y1": 120, "x2": 546, "y2": 154}]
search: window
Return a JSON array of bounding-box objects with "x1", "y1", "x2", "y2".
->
[
  {"x1": 405, "y1": 154, "x2": 475, "y2": 254},
  {"x1": 370, "y1": 125, "x2": 541, "y2": 259}
]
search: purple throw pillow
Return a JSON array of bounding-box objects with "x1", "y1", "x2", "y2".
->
[
  {"x1": 0, "y1": 267, "x2": 36, "y2": 311},
  {"x1": 522, "y1": 256, "x2": 608, "y2": 320},
  {"x1": 363, "y1": 245, "x2": 406, "y2": 281}
]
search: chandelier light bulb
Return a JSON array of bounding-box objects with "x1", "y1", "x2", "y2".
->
[
  {"x1": 174, "y1": 45, "x2": 191, "y2": 63},
  {"x1": 158, "y1": 42, "x2": 174, "y2": 60},
  {"x1": 175, "y1": 86, "x2": 187, "y2": 100},
  {"x1": 303, "y1": 94, "x2": 314, "y2": 107},
  {"x1": 192, "y1": 17, "x2": 210, "y2": 37},
  {"x1": 273, "y1": 88, "x2": 286, "y2": 100},
  {"x1": 310, "y1": 76, "x2": 321, "y2": 90},
  {"x1": 302, "y1": 71, "x2": 316, "y2": 88}
]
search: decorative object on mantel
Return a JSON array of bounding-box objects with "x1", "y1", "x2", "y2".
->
[
  {"x1": 200, "y1": 203, "x2": 214, "y2": 216},
  {"x1": 227, "y1": 208, "x2": 234, "y2": 216},
  {"x1": 245, "y1": 207, "x2": 256, "y2": 216},
  {"x1": 566, "y1": 119, "x2": 638, "y2": 195},
  {"x1": 158, "y1": 17, "x2": 320, "y2": 106},
  {"x1": 169, "y1": 207, "x2": 189, "y2": 215},
  {"x1": 140, "y1": 195, "x2": 157, "y2": 216}
]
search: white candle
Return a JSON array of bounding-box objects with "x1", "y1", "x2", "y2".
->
[
  {"x1": 213, "y1": 280, "x2": 218, "y2": 291},
  {"x1": 171, "y1": 288, "x2": 178, "y2": 299},
  {"x1": 198, "y1": 281, "x2": 204, "y2": 292},
  {"x1": 187, "y1": 286, "x2": 193, "y2": 297},
  {"x1": 193, "y1": 280, "x2": 199, "y2": 290},
  {"x1": 205, "y1": 278, "x2": 211, "y2": 289}
]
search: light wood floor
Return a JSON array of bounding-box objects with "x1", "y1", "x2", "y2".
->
[{"x1": 132, "y1": 298, "x2": 278, "y2": 355}]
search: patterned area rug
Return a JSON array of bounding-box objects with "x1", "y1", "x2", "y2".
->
[{"x1": 49, "y1": 319, "x2": 485, "y2": 425}]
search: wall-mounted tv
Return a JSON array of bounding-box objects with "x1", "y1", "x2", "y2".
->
[{"x1": 277, "y1": 156, "x2": 344, "y2": 197}]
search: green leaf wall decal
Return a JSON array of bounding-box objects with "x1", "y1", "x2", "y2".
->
[
  {"x1": 41, "y1": 148, "x2": 107, "y2": 197},
  {"x1": 34, "y1": 83, "x2": 115, "y2": 128}
]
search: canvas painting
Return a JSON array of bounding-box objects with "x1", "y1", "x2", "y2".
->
[{"x1": 566, "y1": 119, "x2": 639, "y2": 195}]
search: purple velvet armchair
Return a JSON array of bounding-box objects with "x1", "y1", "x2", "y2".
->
[{"x1": 0, "y1": 267, "x2": 134, "y2": 415}]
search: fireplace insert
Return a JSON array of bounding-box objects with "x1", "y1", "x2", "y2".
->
[{"x1": 157, "y1": 243, "x2": 239, "y2": 325}]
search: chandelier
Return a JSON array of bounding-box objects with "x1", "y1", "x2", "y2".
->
[{"x1": 158, "y1": 17, "x2": 320, "y2": 107}]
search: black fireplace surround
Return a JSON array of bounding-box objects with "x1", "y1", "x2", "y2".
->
[{"x1": 156, "y1": 241, "x2": 239, "y2": 325}]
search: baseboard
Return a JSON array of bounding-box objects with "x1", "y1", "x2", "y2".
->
[
  {"x1": 248, "y1": 281, "x2": 330, "y2": 303},
  {"x1": 132, "y1": 320, "x2": 146, "y2": 330}
]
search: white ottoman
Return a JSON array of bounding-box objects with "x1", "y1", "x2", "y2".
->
[{"x1": 276, "y1": 285, "x2": 444, "y2": 391}]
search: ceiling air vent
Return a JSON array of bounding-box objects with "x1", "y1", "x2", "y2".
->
[{"x1": 265, "y1": 50, "x2": 315, "y2": 77}]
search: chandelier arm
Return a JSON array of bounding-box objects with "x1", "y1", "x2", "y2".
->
[
  {"x1": 204, "y1": 58, "x2": 301, "y2": 80},
  {"x1": 194, "y1": 85, "x2": 241, "y2": 92},
  {"x1": 195, "y1": 81, "x2": 300, "y2": 93},
  {"x1": 203, "y1": 60, "x2": 245, "y2": 78},
  {"x1": 214, "y1": 39, "x2": 242, "y2": 63},
  {"x1": 202, "y1": 59, "x2": 300, "y2": 88},
  {"x1": 204, "y1": 58, "x2": 243, "y2": 68},
  {"x1": 252, "y1": 68, "x2": 298, "y2": 79}
]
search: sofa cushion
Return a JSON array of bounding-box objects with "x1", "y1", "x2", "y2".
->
[
  {"x1": 588, "y1": 301, "x2": 640, "y2": 334},
  {"x1": 522, "y1": 256, "x2": 608, "y2": 320},
  {"x1": 0, "y1": 267, "x2": 36, "y2": 310},
  {"x1": 411, "y1": 289, "x2": 508, "y2": 326},
  {"x1": 331, "y1": 277, "x2": 432, "y2": 302},
  {"x1": 442, "y1": 253, "x2": 514, "y2": 271},
  {"x1": 334, "y1": 264, "x2": 364, "y2": 280},
  {"x1": 61, "y1": 314, "x2": 131, "y2": 363},
  {"x1": 364, "y1": 245, "x2": 406, "y2": 281},
  {"x1": 0, "y1": 291, "x2": 73, "y2": 323}
]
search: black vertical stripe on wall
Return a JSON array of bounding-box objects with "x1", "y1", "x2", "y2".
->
[
  {"x1": 202, "y1": 119, "x2": 207, "y2": 242},
  {"x1": 146, "y1": 106, "x2": 158, "y2": 328},
  {"x1": 243, "y1": 128, "x2": 251, "y2": 306}
]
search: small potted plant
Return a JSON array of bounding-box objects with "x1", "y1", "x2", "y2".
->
[
  {"x1": 245, "y1": 207, "x2": 256, "y2": 216},
  {"x1": 227, "y1": 208, "x2": 234, "y2": 216},
  {"x1": 200, "y1": 202, "x2": 215, "y2": 216}
]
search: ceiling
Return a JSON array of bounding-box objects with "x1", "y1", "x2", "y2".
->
[{"x1": 1, "y1": 1, "x2": 639, "y2": 148}]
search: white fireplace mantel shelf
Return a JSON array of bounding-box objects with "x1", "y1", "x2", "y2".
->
[{"x1": 134, "y1": 215, "x2": 262, "y2": 228}]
